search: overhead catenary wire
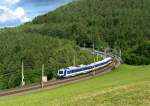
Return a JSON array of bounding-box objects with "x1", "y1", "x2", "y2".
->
[{"x1": 0, "y1": 71, "x2": 20, "y2": 77}]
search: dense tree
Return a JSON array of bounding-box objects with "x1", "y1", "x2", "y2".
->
[
  {"x1": 0, "y1": 30, "x2": 93, "y2": 89},
  {"x1": 31, "y1": 0, "x2": 150, "y2": 64}
]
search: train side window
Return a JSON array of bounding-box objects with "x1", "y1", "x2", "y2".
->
[
  {"x1": 67, "y1": 71, "x2": 69, "y2": 74},
  {"x1": 74, "y1": 70, "x2": 77, "y2": 72},
  {"x1": 59, "y1": 71, "x2": 63, "y2": 74},
  {"x1": 77, "y1": 69, "x2": 80, "y2": 72}
]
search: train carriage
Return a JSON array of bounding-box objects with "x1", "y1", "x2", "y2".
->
[{"x1": 57, "y1": 57, "x2": 112, "y2": 78}]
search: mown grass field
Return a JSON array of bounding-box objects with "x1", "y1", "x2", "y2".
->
[{"x1": 0, "y1": 64, "x2": 150, "y2": 106}]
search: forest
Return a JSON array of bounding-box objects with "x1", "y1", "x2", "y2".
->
[
  {"x1": 32, "y1": 0, "x2": 150, "y2": 64},
  {"x1": 0, "y1": 0, "x2": 149, "y2": 89},
  {"x1": 0, "y1": 29, "x2": 93, "y2": 89}
]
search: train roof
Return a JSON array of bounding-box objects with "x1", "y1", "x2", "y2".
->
[{"x1": 59, "y1": 57, "x2": 112, "y2": 71}]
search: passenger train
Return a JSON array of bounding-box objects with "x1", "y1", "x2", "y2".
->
[{"x1": 57, "y1": 57, "x2": 113, "y2": 78}]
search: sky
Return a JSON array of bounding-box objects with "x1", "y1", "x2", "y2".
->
[{"x1": 0, "y1": 0, "x2": 73, "y2": 28}]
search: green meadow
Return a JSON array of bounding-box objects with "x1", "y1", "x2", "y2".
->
[{"x1": 0, "y1": 64, "x2": 150, "y2": 106}]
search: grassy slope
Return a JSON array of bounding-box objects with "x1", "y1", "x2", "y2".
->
[{"x1": 0, "y1": 64, "x2": 150, "y2": 106}]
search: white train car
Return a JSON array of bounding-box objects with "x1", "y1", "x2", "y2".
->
[{"x1": 57, "y1": 57, "x2": 112, "y2": 78}]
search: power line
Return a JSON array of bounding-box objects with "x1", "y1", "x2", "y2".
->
[{"x1": 0, "y1": 71, "x2": 20, "y2": 77}]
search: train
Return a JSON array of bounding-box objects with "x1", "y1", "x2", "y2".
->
[{"x1": 57, "y1": 57, "x2": 113, "y2": 78}]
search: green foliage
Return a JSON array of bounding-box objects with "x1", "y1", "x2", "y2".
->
[
  {"x1": 0, "y1": 29, "x2": 93, "y2": 89},
  {"x1": 31, "y1": 0, "x2": 150, "y2": 64},
  {"x1": 123, "y1": 42, "x2": 150, "y2": 65}
]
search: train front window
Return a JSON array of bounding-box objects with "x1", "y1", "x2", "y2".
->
[{"x1": 59, "y1": 71, "x2": 63, "y2": 74}]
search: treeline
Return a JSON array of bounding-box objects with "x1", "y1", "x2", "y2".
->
[{"x1": 30, "y1": 0, "x2": 150, "y2": 64}]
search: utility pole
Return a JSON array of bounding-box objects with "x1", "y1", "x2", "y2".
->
[
  {"x1": 73, "y1": 55, "x2": 76, "y2": 66},
  {"x1": 104, "y1": 48, "x2": 107, "y2": 59},
  {"x1": 21, "y1": 61, "x2": 25, "y2": 86},
  {"x1": 73, "y1": 43, "x2": 76, "y2": 66},
  {"x1": 93, "y1": 44, "x2": 96, "y2": 62},
  {"x1": 41, "y1": 64, "x2": 44, "y2": 88},
  {"x1": 93, "y1": 43, "x2": 95, "y2": 76},
  {"x1": 118, "y1": 49, "x2": 122, "y2": 64},
  {"x1": 96, "y1": 48, "x2": 99, "y2": 61},
  {"x1": 97, "y1": 53, "x2": 99, "y2": 61},
  {"x1": 119, "y1": 49, "x2": 122, "y2": 58}
]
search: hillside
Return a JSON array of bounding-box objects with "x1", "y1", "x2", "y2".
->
[
  {"x1": 0, "y1": 64, "x2": 150, "y2": 106},
  {"x1": 29, "y1": 0, "x2": 150, "y2": 64},
  {"x1": 0, "y1": 0, "x2": 149, "y2": 89},
  {"x1": 0, "y1": 29, "x2": 94, "y2": 89}
]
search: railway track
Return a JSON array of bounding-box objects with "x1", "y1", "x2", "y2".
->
[{"x1": 0, "y1": 59, "x2": 117, "y2": 97}]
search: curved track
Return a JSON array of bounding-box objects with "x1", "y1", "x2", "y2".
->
[{"x1": 0, "y1": 59, "x2": 118, "y2": 97}]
